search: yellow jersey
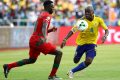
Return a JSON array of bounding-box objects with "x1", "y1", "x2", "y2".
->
[{"x1": 72, "y1": 15, "x2": 108, "y2": 45}]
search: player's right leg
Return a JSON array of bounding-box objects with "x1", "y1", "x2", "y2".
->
[
  {"x1": 38, "y1": 42, "x2": 63, "y2": 80},
  {"x1": 48, "y1": 49, "x2": 63, "y2": 80},
  {"x1": 68, "y1": 45, "x2": 85, "y2": 78},
  {"x1": 84, "y1": 44, "x2": 96, "y2": 67},
  {"x1": 3, "y1": 48, "x2": 40, "y2": 78}
]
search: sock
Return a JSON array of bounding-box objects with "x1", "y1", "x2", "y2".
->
[
  {"x1": 49, "y1": 63, "x2": 59, "y2": 77},
  {"x1": 72, "y1": 62, "x2": 87, "y2": 73},
  {"x1": 8, "y1": 59, "x2": 29, "y2": 70},
  {"x1": 8, "y1": 62, "x2": 18, "y2": 70}
]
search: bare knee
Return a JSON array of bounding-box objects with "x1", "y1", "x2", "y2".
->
[
  {"x1": 56, "y1": 50, "x2": 63, "y2": 56},
  {"x1": 85, "y1": 58, "x2": 93, "y2": 66}
]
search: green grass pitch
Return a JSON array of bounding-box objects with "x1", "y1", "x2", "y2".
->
[{"x1": 0, "y1": 44, "x2": 120, "y2": 80}]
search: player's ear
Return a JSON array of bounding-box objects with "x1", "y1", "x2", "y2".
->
[
  {"x1": 92, "y1": 11, "x2": 94, "y2": 16},
  {"x1": 92, "y1": 11, "x2": 94, "y2": 14},
  {"x1": 92, "y1": 9, "x2": 94, "y2": 14}
]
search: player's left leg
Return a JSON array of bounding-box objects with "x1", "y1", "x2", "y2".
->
[
  {"x1": 69, "y1": 44, "x2": 96, "y2": 78},
  {"x1": 3, "y1": 58, "x2": 37, "y2": 78},
  {"x1": 3, "y1": 48, "x2": 40, "y2": 78}
]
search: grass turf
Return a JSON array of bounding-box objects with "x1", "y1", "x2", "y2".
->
[{"x1": 0, "y1": 44, "x2": 120, "y2": 80}]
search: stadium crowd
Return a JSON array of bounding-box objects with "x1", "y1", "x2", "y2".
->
[{"x1": 0, "y1": 0, "x2": 120, "y2": 27}]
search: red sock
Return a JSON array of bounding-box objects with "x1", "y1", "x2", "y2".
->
[
  {"x1": 49, "y1": 68, "x2": 57, "y2": 77},
  {"x1": 8, "y1": 62, "x2": 18, "y2": 70}
]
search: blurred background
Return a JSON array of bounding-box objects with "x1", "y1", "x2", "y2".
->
[
  {"x1": 0, "y1": 0, "x2": 120, "y2": 48},
  {"x1": 0, "y1": 0, "x2": 120, "y2": 27}
]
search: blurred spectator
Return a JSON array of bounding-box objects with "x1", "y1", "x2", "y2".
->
[
  {"x1": 0, "y1": 0, "x2": 120, "y2": 27},
  {"x1": 75, "y1": 4, "x2": 84, "y2": 19},
  {"x1": 19, "y1": 7, "x2": 27, "y2": 26}
]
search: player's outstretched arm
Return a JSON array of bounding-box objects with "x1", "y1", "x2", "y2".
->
[
  {"x1": 61, "y1": 31, "x2": 73, "y2": 48},
  {"x1": 101, "y1": 29, "x2": 109, "y2": 43}
]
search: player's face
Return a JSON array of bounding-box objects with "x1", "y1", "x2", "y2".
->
[
  {"x1": 48, "y1": 3, "x2": 55, "y2": 14},
  {"x1": 85, "y1": 9, "x2": 94, "y2": 21}
]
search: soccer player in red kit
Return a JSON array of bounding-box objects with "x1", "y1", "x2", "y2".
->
[{"x1": 3, "y1": 0, "x2": 63, "y2": 80}]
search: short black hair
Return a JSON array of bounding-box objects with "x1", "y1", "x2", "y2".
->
[
  {"x1": 43, "y1": 0, "x2": 53, "y2": 7},
  {"x1": 85, "y1": 6, "x2": 94, "y2": 11}
]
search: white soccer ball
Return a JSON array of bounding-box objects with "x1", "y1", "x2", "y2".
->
[{"x1": 76, "y1": 20, "x2": 88, "y2": 31}]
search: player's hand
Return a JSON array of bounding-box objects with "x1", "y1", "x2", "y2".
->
[
  {"x1": 101, "y1": 35, "x2": 107, "y2": 43},
  {"x1": 52, "y1": 27, "x2": 57, "y2": 32},
  {"x1": 61, "y1": 39, "x2": 67, "y2": 48}
]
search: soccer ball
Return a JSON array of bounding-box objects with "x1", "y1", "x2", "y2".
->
[{"x1": 76, "y1": 20, "x2": 88, "y2": 31}]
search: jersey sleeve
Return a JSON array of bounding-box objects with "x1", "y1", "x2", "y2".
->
[
  {"x1": 99, "y1": 17, "x2": 108, "y2": 30},
  {"x1": 40, "y1": 12, "x2": 50, "y2": 37},
  {"x1": 40, "y1": 12, "x2": 50, "y2": 23},
  {"x1": 41, "y1": 13, "x2": 51, "y2": 29},
  {"x1": 43, "y1": 15, "x2": 49, "y2": 23}
]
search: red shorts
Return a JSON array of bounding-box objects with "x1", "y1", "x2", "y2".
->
[{"x1": 29, "y1": 35, "x2": 56, "y2": 59}]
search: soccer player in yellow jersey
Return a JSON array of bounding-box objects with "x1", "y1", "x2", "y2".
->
[{"x1": 61, "y1": 6, "x2": 109, "y2": 79}]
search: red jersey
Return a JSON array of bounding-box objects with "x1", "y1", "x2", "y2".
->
[
  {"x1": 33, "y1": 11, "x2": 52, "y2": 39},
  {"x1": 29, "y1": 11, "x2": 56, "y2": 56}
]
